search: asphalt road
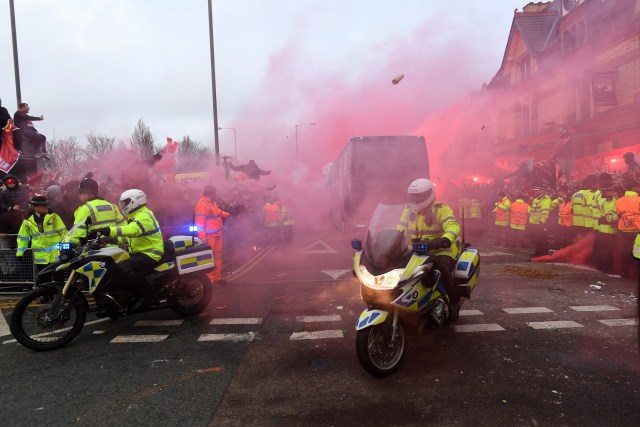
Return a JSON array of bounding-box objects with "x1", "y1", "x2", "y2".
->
[{"x1": 1, "y1": 228, "x2": 639, "y2": 427}]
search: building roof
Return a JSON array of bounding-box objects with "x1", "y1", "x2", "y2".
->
[{"x1": 514, "y1": 11, "x2": 560, "y2": 53}]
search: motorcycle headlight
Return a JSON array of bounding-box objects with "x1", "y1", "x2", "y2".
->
[{"x1": 357, "y1": 265, "x2": 405, "y2": 290}]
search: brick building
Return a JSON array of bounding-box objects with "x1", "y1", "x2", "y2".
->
[{"x1": 437, "y1": 0, "x2": 640, "y2": 181}]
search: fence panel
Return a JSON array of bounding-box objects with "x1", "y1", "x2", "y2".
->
[{"x1": 0, "y1": 237, "x2": 37, "y2": 292}]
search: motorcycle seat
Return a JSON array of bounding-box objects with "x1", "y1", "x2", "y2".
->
[{"x1": 157, "y1": 240, "x2": 176, "y2": 264}]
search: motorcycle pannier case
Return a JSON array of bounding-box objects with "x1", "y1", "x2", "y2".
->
[
  {"x1": 453, "y1": 248, "x2": 480, "y2": 289},
  {"x1": 169, "y1": 236, "x2": 215, "y2": 275}
]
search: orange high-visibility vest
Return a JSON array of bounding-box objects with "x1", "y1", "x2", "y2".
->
[
  {"x1": 615, "y1": 192, "x2": 640, "y2": 232},
  {"x1": 195, "y1": 196, "x2": 230, "y2": 238},
  {"x1": 510, "y1": 200, "x2": 529, "y2": 230},
  {"x1": 559, "y1": 201, "x2": 573, "y2": 226},
  {"x1": 263, "y1": 203, "x2": 282, "y2": 227}
]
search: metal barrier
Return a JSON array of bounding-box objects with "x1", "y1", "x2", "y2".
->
[{"x1": 0, "y1": 235, "x2": 38, "y2": 292}]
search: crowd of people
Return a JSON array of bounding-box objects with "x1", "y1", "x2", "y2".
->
[
  {"x1": 449, "y1": 152, "x2": 640, "y2": 278},
  {"x1": 0, "y1": 99, "x2": 48, "y2": 158},
  {"x1": 0, "y1": 157, "x2": 293, "y2": 287}
]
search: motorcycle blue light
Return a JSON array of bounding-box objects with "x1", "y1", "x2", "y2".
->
[
  {"x1": 189, "y1": 225, "x2": 198, "y2": 232},
  {"x1": 58, "y1": 242, "x2": 73, "y2": 251},
  {"x1": 351, "y1": 239, "x2": 362, "y2": 250}
]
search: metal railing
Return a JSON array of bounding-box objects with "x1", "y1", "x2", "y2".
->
[{"x1": 0, "y1": 234, "x2": 38, "y2": 292}]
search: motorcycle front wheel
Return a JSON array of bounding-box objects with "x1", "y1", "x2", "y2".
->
[
  {"x1": 9, "y1": 286, "x2": 87, "y2": 351},
  {"x1": 170, "y1": 273, "x2": 213, "y2": 316},
  {"x1": 356, "y1": 320, "x2": 405, "y2": 377}
]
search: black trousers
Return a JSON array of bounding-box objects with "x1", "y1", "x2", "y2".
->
[
  {"x1": 118, "y1": 252, "x2": 157, "y2": 298},
  {"x1": 432, "y1": 255, "x2": 459, "y2": 305}
]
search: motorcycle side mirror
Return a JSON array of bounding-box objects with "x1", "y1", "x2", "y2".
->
[
  {"x1": 351, "y1": 239, "x2": 362, "y2": 250},
  {"x1": 412, "y1": 242, "x2": 430, "y2": 255}
]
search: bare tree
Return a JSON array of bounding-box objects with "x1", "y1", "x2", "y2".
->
[
  {"x1": 178, "y1": 135, "x2": 211, "y2": 159},
  {"x1": 85, "y1": 133, "x2": 116, "y2": 161},
  {"x1": 46, "y1": 137, "x2": 86, "y2": 181},
  {"x1": 130, "y1": 119, "x2": 157, "y2": 159}
]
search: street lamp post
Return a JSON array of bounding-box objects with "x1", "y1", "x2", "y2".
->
[
  {"x1": 295, "y1": 122, "x2": 316, "y2": 169},
  {"x1": 218, "y1": 127, "x2": 237, "y2": 160}
]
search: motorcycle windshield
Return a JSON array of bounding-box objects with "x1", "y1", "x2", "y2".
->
[{"x1": 363, "y1": 204, "x2": 410, "y2": 271}]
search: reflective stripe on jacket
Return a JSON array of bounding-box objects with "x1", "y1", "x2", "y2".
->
[
  {"x1": 397, "y1": 202, "x2": 461, "y2": 259},
  {"x1": 469, "y1": 199, "x2": 481, "y2": 219},
  {"x1": 529, "y1": 195, "x2": 551, "y2": 225},
  {"x1": 17, "y1": 212, "x2": 67, "y2": 264},
  {"x1": 615, "y1": 191, "x2": 640, "y2": 232},
  {"x1": 111, "y1": 206, "x2": 164, "y2": 262},
  {"x1": 195, "y1": 196, "x2": 230, "y2": 239},
  {"x1": 494, "y1": 197, "x2": 511, "y2": 226},
  {"x1": 597, "y1": 198, "x2": 618, "y2": 235},
  {"x1": 571, "y1": 190, "x2": 587, "y2": 227},
  {"x1": 584, "y1": 190, "x2": 599, "y2": 229},
  {"x1": 70, "y1": 198, "x2": 125, "y2": 244},
  {"x1": 510, "y1": 200, "x2": 529, "y2": 230}
]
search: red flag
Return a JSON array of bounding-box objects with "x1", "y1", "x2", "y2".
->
[{"x1": 0, "y1": 119, "x2": 20, "y2": 173}]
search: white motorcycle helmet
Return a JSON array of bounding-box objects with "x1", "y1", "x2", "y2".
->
[
  {"x1": 407, "y1": 178, "x2": 435, "y2": 212},
  {"x1": 119, "y1": 189, "x2": 147, "y2": 216}
]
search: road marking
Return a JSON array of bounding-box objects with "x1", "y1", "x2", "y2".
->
[
  {"x1": 290, "y1": 330, "x2": 344, "y2": 340},
  {"x1": 453, "y1": 323, "x2": 505, "y2": 333},
  {"x1": 3, "y1": 317, "x2": 110, "y2": 344},
  {"x1": 481, "y1": 251, "x2": 513, "y2": 257},
  {"x1": 322, "y1": 269, "x2": 351, "y2": 280},
  {"x1": 0, "y1": 312, "x2": 10, "y2": 337},
  {"x1": 502, "y1": 307, "x2": 553, "y2": 314},
  {"x1": 198, "y1": 332, "x2": 256, "y2": 342},
  {"x1": 209, "y1": 318, "x2": 262, "y2": 325},
  {"x1": 134, "y1": 319, "x2": 184, "y2": 327},
  {"x1": 570, "y1": 305, "x2": 620, "y2": 312},
  {"x1": 228, "y1": 246, "x2": 276, "y2": 282},
  {"x1": 598, "y1": 319, "x2": 638, "y2": 327},
  {"x1": 460, "y1": 309, "x2": 484, "y2": 316},
  {"x1": 298, "y1": 240, "x2": 337, "y2": 254},
  {"x1": 296, "y1": 315, "x2": 342, "y2": 323},
  {"x1": 110, "y1": 335, "x2": 169, "y2": 343},
  {"x1": 527, "y1": 321, "x2": 583, "y2": 329}
]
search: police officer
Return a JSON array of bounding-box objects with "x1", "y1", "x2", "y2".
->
[
  {"x1": 89, "y1": 189, "x2": 164, "y2": 313},
  {"x1": 397, "y1": 178, "x2": 462, "y2": 320},
  {"x1": 69, "y1": 178, "x2": 125, "y2": 244}
]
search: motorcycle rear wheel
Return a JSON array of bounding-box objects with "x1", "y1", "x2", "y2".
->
[
  {"x1": 356, "y1": 321, "x2": 405, "y2": 377},
  {"x1": 170, "y1": 273, "x2": 213, "y2": 316},
  {"x1": 9, "y1": 286, "x2": 87, "y2": 351}
]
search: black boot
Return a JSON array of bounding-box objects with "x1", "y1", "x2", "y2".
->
[{"x1": 448, "y1": 303, "x2": 460, "y2": 322}]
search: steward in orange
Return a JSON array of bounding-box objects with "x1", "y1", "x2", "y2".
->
[
  {"x1": 615, "y1": 176, "x2": 640, "y2": 278},
  {"x1": 555, "y1": 188, "x2": 573, "y2": 248},
  {"x1": 509, "y1": 195, "x2": 529, "y2": 247},
  {"x1": 195, "y1": 186, "x2": 231, "y2": 284},
  {"x1": 262, "y1": 199, "x2": 283, "y2": 243}
]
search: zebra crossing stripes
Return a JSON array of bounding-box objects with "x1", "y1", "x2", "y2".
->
[
  {"x1": 111, "y1": 335, "x2": 169, "y2": 343},
  {"x1": 134, "y1": 319, "x2": 184, "y2": 327},
  {"x1": 454, "y1": 324, "x2": 505, "y2": 333},
  {"x1": 296, "y1": 315, "x2": 341, "y2": 323},
  {"x1": 527, "y1": 321, "x2": 583, "y2": 330},
  {"x1": 460, "y1": 309, "x2": 484, "y2": 316},
  {"x1": 570, "y1": 305, "x2": 620, "y2": 312},
  {"x1": 210, "y1": 318, "x2": 262, "y2": 325},
  {"x1": 290, "y1": 330, "x2": 344, "y2": 340},
  {"x1": 198, "y1": 332, "x2": 256, "y2": 342},
  {"x1": 502, "y1": 307, "x2": 553, "y2": 314},
  {"x1": 598, "y1": 319, "x2": 638, "y2": 326}
]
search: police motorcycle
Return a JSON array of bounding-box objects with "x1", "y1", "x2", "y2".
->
[
  {"x1": 352, "y1": 204, "x2": 480, "y2": 377},
  {"x1": 9, "y1": 223, "x2": 215, "y2": 351}
]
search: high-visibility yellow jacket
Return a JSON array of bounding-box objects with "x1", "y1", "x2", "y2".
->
[
  {"x1": 571, "y1": 190, "x2": 588, "y2": 227},
  {"x1": 584, "y1": 189, "x2": 600, "y2": 229},
  {"x1": 510, "y1": 199, "x2": 529, "y2": 230},
  {"x1": 529, "y1": 195, "x2": 551, "y2": 225},
  {"x1": 633, "y1": 233, "x2": 640, "y2": 259},
  {"x1": 281, "y1": 205, "x2": 294, "y2": 226},
  {"x1": 70, "y1": 198, "x2": 125, "y2": 244},
  {"x1": 16, "y1": 211, "x2": 67, "y2": 264},
  {"x1": 397, "y1": 202, "x2": 461, "y2": 260},
  {"x1": 110, "y1": 206, "x2": 164, "y2": 262},
  {"x1": 615, "y1": 191, "x2": 640, "y2": 232},
  {"x1": 470, "y1": 199, "x2": 481, "y2": 219},
  {"x1": 597, "y1": 197, "x2": 618, "y2": 235},
  {"x1": 494, "y1": 197, "x2": 511, "y2": 226}
]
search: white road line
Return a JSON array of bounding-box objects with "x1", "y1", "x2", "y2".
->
[
  {"x1": 110, "y1": 335, "x2": 169, "y2": 343},
  {"x1": 453, "y1": 323, "x2": 505, "y2": 333},
  {"x1": 460, "y1": 309, "x2": 484, "y2": 316},
  {"x1": 3, "y1": 318, "x2": 110, "y2": 344},
  {"x1": 290, "y1": 330, "x2": 344, "y2": 340},
  {"x1": 481, "y1": 251, "x2": 513, "y2": 256},
  {"x1": 134, "y1": 319, "x2": 184, "y2": 327},
  {"x1": 502, "y1": 307, "x2": 553, "y2": 314},
  {"x1": 0, "y1": 312, "x2": 10, "y2": 338},
  {"x1": 209, "y1": 318, "x2": 262, "y2": 325},
  {"x1": 296, "y1": 315, "x2": 342, "y2": 323},
  {"x1": 198, "y1": 332, "x2": 256, "y2": 342},
  {"x1": 570, "y1": 305, "x2": 620, "y2": 312},
  {"x1": 527, "y1": 321, "x2": 583, "y2": 330},
  {"x1": 598, "y1": 319, "x2": 639, "y2": 327}
]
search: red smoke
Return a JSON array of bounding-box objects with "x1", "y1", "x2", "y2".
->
[{"x1": 532, "y1": 233, "x2": 594, "y2": 265}]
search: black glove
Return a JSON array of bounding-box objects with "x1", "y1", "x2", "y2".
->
[
  {"x1": 17, "y1": 256, "x2": 26, "y2": 264},
  {"x1": 597, "y1": 216, "x2": 608, "y2": 225},
  {"x1": 87, "y1": 227, "x2": 110, "y2": 240},
  {"x1": 430, "y1": 237, "x2": 451, "y2": 249}
]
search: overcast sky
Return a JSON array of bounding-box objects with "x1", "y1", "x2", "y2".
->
[{"x1": 0, "y1": 0, "x2": 526, "y2": 170}]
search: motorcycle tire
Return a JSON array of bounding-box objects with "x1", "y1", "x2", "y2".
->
[
  {"x1": 356, "y1": 321, "x2": 405, "y2": 378},
  {"x1": 9, "y1": 286, "x2": 87, "y2": 351},
  {"x1": 170, "y1": 273, "x2": 213, "y2": 316}
]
